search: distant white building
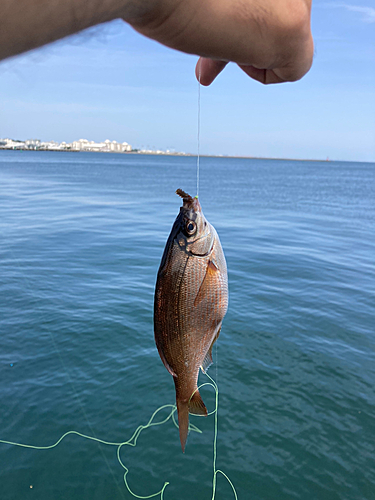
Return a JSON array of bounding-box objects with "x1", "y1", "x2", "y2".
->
[
  {"x1": 40, "y1": 140, "x2": 64, "y2": 150},
  {"x1": 0, "y1": 138, "x2": 26, "y2": 149},
  {"x1": 112, "y1": 140, "x2": 121, "y2": 152},
  {"x1": 72, "y1": 139, "x2": 91, "y2": 150},
  {"x1": 103, "y1": 139, "x2": 121, "y2": 152},
  {"x1": 72, "y1": 138, "x2": 132, "y2": 153},
  {"x1": 0, "y1": 137, "x2": 131, "y2": 152},
  {"x1": 25, "y1": 139, "x2": 41, "y2": 149}
]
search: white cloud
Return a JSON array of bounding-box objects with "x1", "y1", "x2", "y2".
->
[
  {"x1": 342, "y1": 4, "x2": 375, "y2": 22},
  {"x1": 320, "y1": 3, "x2": 375, "y2": 22}
]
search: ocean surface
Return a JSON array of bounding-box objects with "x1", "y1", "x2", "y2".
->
[{"x1": 0, "y1": 150, "x2": 374, "y2": 500}]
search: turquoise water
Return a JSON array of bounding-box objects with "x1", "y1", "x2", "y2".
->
[{"x1": 0, "y1": 150, "x2": 374, "y2": 500}]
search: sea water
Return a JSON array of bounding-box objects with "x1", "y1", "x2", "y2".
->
[{"x1": 0, "y1": 151, "x2": 374, "y2": 500}]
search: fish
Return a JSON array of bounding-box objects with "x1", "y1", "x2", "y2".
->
[{"x1": 154, "y1": 189, "x2": 228, "y2": 452}]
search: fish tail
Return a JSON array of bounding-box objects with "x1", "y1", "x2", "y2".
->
[
  {"x1": 176, "y1": 399, "x2": 190, "y2": 453},
  {"x1": 176, "y1": 389, "x2": 208, "y2": 453}
]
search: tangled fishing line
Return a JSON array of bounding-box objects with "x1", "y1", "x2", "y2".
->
[{"x1": 0, "y1": 372, "x2": 237, "y2": 500}]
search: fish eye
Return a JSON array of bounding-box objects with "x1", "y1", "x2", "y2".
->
[{"x1": 186, "y1": 221, "x2": 196, "y2": 235}]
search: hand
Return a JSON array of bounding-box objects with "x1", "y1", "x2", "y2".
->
[
  {"x1": 0, "y1": 0, "x2": 313, "y2": 87},
  {"x1": 126, "y1": 0, "x2": 314, "y2": 85}
]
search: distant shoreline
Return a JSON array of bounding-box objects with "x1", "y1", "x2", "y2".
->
[{"x1": 0, "y1": 148, "x2": 336, "y2": 163}]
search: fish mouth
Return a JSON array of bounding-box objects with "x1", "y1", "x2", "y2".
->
[{"x1": 176, "y1": 189, "x2": 201, "y2": 211}]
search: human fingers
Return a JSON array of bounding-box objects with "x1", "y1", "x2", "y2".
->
[
  {"x1": 196, "y1": 61, "x2": 289, "y2": 86},
  {"x1": 239, "y1": 64, "x2": 286, "y2": 85},
  {"x1": 196, "y1": 60, "x2": 309, "y2": 87},
  {"x1": 195, "y1": 57, "x2": 228, "y2": 86}
]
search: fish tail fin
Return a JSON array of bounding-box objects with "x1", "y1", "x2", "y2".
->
[
  {"x1": 189, "y1": 389, "x2": 208, "y2": 416},
  {"x1": 176, "y1": 390, "x2": 207, "y2": 452},
  {"x1": 176, "y1": 399, "x2": 190, "y2": 453}
]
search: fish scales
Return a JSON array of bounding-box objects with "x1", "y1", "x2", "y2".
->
[{"x1": 154, "y1": 189, "x2": 228, "y2": 452}]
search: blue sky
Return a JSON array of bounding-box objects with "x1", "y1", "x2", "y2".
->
[{"x1": 0, "y1": 1, "x2": 374, "y2": 161}]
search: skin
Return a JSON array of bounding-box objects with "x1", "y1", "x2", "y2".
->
[{"x1": 0, "y1": 0, "x2": 313, "y2": 85}]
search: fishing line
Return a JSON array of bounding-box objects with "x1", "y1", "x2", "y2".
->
[
  {"x1": 192, "y1": 60, "x2": 235, "y2": 499},
  {"x1": 4, "y1": 246, "x2": 234, "y2": 498},
  {"x1": 2, "y1": 60, "x2": 237, "y2": 500},
  {"x1": 0, "y1": 373, "x2": 237, "y2": 500},
  {"x1": 196, "y1": 60, "x2": 201, "y2": 198}
]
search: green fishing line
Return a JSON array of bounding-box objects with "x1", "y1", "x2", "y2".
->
[{"x1": 0, "y1": 372, "x2": 237, "y2": 499}]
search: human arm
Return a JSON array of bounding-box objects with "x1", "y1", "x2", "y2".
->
[{"x1": 0, "y1": 0, "x2": 313, "y2": 85}]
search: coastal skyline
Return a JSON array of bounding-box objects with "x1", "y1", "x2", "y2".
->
[
  {"x1": 4, "y1": 134, "x2": 373, "y2": 163},
  {"x1": 1, "y1": 1, "x2": 374, "y2": 162},
  {"x1": 0, "y1": 136, "x2": 187, "y2": 155},
  {"x1": 1, "y1": 134, "x2": 373, "y2": 162},
  {"x1": 0, "y1": 137, "x2": 132, "y2": 152}
]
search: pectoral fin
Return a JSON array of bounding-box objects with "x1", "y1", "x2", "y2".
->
[{"x1": 194, "y1": 259, "x2": 219, "y2": 307}]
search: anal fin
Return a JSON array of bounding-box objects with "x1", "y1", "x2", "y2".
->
[{"x1": 189, "y1": 389, "x2": 208, "y2": 416}]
